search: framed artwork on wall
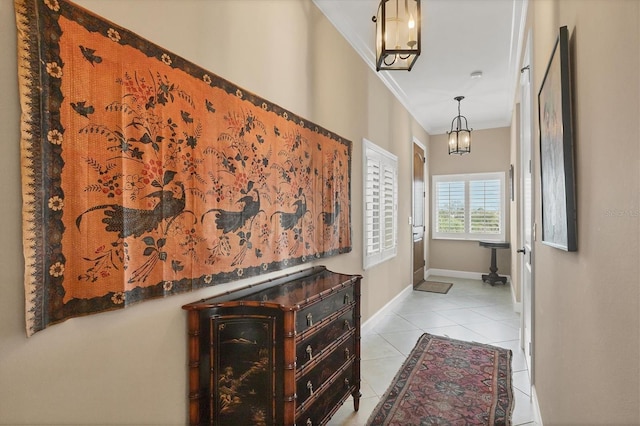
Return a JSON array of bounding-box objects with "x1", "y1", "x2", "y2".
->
[{"x1": 538, "y1": 25, "x2": 577, "y2": 251}]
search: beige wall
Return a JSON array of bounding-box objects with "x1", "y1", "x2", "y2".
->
[
  {"x1": 429, "y1": 127, "x2": 512, "y2": 276},
  {"x1": 530, "y1": 0, "x2": 640, "y2": 423},
  {"x1": 0, "y1": 1, "x2": 428, "y2": 423}
]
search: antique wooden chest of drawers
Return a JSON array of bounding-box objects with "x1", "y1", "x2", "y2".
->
[{"x1": 182, "y1": 266, "x2": 362, "y2": 425}]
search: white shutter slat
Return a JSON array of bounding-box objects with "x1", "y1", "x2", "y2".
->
[
  {"x1": 365, "y1": 156, "x2": 381, "y2": 255},
  {"x1": 363, "y1": 139, "x2": 398, "y2": 269},
  {"x1": 382, "y1": 165, "x2": 395, "y2": 249}
]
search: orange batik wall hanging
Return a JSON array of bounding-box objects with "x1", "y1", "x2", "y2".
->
[{"x1": 15, "y1": 0, "x2": 352, "y2": 336}]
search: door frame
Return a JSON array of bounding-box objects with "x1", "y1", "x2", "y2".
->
[
  {"x1": 519, "y1": 29, "x2": 535, "y2": 382},
  {"x1": 411, "y1": 138, "x2": 427, "y2": 285}
]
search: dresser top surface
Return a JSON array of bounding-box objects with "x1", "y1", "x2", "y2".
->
[{"x1": 183, "y1": 267, "x2": 360, "y2": 310}]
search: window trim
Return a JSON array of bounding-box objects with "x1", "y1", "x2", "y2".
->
[
  {"x1": 363, "y1": 138, "x2": 398, "y2": 269},
  {"x1": 432, "y1": 172, "x2": 506, "y2": 242}
]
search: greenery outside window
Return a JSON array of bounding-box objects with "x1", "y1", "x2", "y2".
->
[
  {"x1": 432, "y1": 172, "x2": 506, "y2": 241},
  {"x1": 363, "y1": 139, "x2": 398, "y2": 269}
]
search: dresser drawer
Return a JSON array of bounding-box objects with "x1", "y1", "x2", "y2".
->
[
  {"x1": 296, "y1": 334, "x2": 355, "y2": 405},
  {"x1": 296, "y1": 285, "x2": 354, "y2": 333},
  {"x1": 296, "y1": 308, "x2": 354, "y2": 371},
  {"x1": 183, "y1": 267, "x2": 362, "y2": 426},
  {"x1": 296, "y1": 363, "x2": 354, "y2": 426}
]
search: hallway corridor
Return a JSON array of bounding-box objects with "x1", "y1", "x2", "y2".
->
[{"x1": 330, "y1": 276, "x2": 537, "y2": 425}]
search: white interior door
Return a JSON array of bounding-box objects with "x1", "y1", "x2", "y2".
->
[
  {"x1": 520, "y1": 32, "x2": 534, "y2": 379},
  {"x1": 412, "y1": 142, "x2": 426, "y2": 286}
]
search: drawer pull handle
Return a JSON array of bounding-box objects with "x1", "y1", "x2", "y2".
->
[
  {"x1": 306, "y1": 419, "x2": 312, "y2": 426},
  {"x1": 344, "y1": 293, "x2": 350, "y2": 304},
  {"x1": 344, "y1": 378, "x2": 350, "y2": 388},
  {"x1": 344, "y1": 348, "x2": 350, "y2": 359},
  {"x1": 344, "y1": 320, "x2": 351, "y2": 330},
  {"x1": 306, "y1": 313, "x2": 313, "y2": 327},
  {"x1": 307, "y1": 380, "x2": 314, "y2": 396},
  {"x1": 306, "y1": 345, "x2": 314, "y2": 361}
]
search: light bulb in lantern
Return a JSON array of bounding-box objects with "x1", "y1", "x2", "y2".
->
[
  {"x1": 460, "y1": 132, "x2": 470, "y2": 150},
  {"x1": 407, "y1": 12, "x2": 416, "y2": 47}
]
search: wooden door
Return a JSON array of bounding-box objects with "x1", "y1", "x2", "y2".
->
[{"x1": 412, "y1": 143, "x2": 425, "y2": 286}]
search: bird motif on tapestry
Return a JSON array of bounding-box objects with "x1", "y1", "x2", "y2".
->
[
  {"x1": 271, "y1": 189, "x2": 309, "y2": 231},
  {"x1": 201, "y1": 181, "x2": 261, "y2": 234},
  {"x1": 76, "y1": 175, "x2": 186, "y2": 239},
  {"x1": 319, "y1": 194, "x2": 341, "y2": 227}
]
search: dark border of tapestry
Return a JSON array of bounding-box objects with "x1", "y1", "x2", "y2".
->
[{"x1": 15, "y1": 0, "x2": 352, "y2": 335}]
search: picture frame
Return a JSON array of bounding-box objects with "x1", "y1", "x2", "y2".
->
[{"x1": 538, "y1": 26, "x2": 577, "y2": 251}]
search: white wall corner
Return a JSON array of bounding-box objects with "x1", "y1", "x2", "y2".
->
[
  {"x1": 362, "y1": 282, "x2": 413, "y2": 335},
  {"x1": 531, "y1": 384, "x2": 544, "y2": 425},
  {"x1": 511, "y1": 285, "x2": 522, "y2": 313}
]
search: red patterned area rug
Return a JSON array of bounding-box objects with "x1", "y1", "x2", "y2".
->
[{"x1": 367, "y1": 333, "x2": 514, "y2": 425}]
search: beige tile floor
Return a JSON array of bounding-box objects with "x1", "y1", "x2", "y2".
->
[{"x1": 328, "y1": 275, "x2": 538, "y2": 426}]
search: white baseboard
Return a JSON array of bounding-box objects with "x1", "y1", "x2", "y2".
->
[
  {"x1": 426, "y1": 268, "x2": 486, "y2": 281},
  {"x1": 532, "y1": 384, "x2": 543, "y2": 425},
  {"x1": 511, "y1": 290, "x2": 522, "y2": 313},
  {"x1": 361, "y1": 283, "x2": 413, "y2": 335},
  {"x1": 427, "y1": 268, "x2": 513, "y2": 285}
]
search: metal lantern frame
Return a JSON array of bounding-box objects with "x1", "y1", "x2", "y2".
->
[
  {"x1": 447, "y1": 96, "x2": 472, "y2": 155},
  {"x1": 373, "y1": 0, "x2": 421, "y2": 71}
]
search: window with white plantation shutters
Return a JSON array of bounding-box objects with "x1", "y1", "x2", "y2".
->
[
  {"x1": 435, "y1": 180, "x2": 465, "y2": 235},
  {"x1": 363, "y1": 139, "x2": 398, "y2": 269},
  {"x1": 470, "y1": 179, "x2": 501, "y2": 234},
  {"x1": 432, "y1": 172, "x2": 506, "y2": 241}
]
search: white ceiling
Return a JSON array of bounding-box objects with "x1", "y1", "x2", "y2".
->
[{"x1": 313, "y1": 0, "x2": 527, "y2": 135}]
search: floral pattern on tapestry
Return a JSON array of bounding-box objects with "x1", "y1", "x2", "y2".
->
[{"x1": 15, "y1": 0, "x2": 352, "y2": 335}]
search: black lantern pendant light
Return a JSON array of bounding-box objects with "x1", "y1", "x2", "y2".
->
[
  {"x1": 373, "y1": 0, "x2": 421, "y2": 71},
  {"x1": 447, "y1": 96, "x2": 472, "y2": 155}
]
